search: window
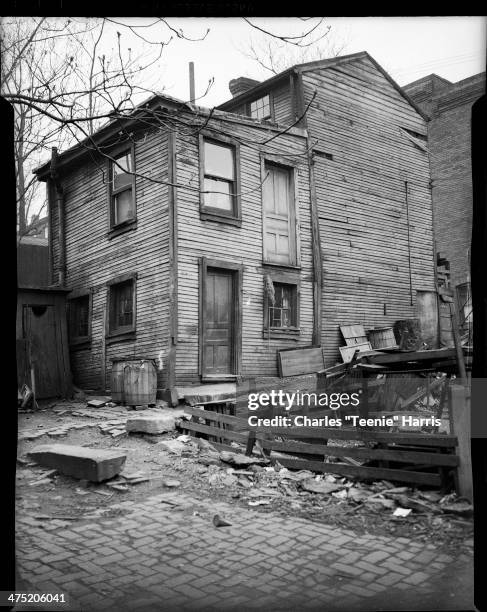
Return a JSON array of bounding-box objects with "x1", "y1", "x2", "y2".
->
[
  {"x1": 269, "y1": 283, "x2": 297, "y2": 328},
  {"x1": 263, "y1": 273, "x2": 300, "y2": 338},
  {"x1": 262, "y1": 162, "x2": 297, "y2": 266},
  {"x1": 199, "y1": 136, "x2": 241, "y2": 224},
  {"x1": 108, "y1": 278, "x2": 136, "y2": 337},
  {"x1": 68, "y1": 294, "x2": 91, "y2": 345},
  {"x1": 109, "y1": 148, "x2": 135, "y2": 229},
  {"x1": 249, "y1": 95, "x2": 272, "y2": 120}
]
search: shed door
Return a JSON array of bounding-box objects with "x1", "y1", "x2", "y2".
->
[
  {"x1": 23, "y1": 304, "x2": 63, "y2": 398},
  {"x1": 202, "y1": 268, "x2": 235, "y2": 376}
]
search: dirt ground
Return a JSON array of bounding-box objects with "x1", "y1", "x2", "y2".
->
[{"x1": 16, "y1": 400, "x2": 473, "y2": 555}]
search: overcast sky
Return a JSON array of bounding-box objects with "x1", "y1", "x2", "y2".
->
[{"x1": 128, "y1": 16, "x2": 487, "y2": 107}]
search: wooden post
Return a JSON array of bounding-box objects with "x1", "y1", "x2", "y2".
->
[
  {"x1": 100, "y1": 301, "x2": 107, "y2": 393},
  {"x1": 450, "y1": 383, "x2": 472, "y2": 502},
  {"x1": 449, "y1": 302, "x2": 467, "y2": 380}
]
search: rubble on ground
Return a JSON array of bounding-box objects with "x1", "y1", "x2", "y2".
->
[{"x1": 16, "y1": 402, "x2": 473, "y2": 553}]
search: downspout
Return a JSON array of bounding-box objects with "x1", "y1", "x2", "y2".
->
[{"x1": 49, "y1": 147, "x2": 66, "y2": 286}]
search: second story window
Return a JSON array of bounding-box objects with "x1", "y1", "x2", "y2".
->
[
  {"x1": 109, "y1": 148, "x2": 135, "y2": 229},
  {"x1": 249, "y1": 95, "x2": 272, "y2": 120},
  {"x1": 199, "y1": 135, "x2": 241, "y2": 225}
]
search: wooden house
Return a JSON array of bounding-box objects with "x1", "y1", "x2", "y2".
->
[
  {"x1": 219, "y1": 51, "x2": 437, "y2": 361},
  {"x1": 34, "y1": 51, "x2": 436, "y2": 399}
]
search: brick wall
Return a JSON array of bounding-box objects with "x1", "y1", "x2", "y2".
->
[{"x1": 404, "y1": 73, "x2": 485, "y2": 290}]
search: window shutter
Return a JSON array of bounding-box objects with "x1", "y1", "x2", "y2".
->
[{"x1": 263, "y1": 165, "x2": 293, "y2": 264}]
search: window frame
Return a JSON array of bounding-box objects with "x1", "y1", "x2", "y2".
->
[
  {"x1": 261, "y1": 155, "x2": 301, "y2": 268},
  {"x1": 247, "y1": 92, "x2": 274, "y2": 122},
  {"x1": 67, "y1": 290, "x2": 92, "y2": 348},
  {"x1": 107, "y1": 143, "x2": 137, "y2": 236},
  {"x1": 263, "y1": 270, "x2": 300, "y2": 339},
  {"x1": 106, "y1": 272, "x2": 137, "y2": 342},
  {"x1": 199, "y1": 133, "x2": 242, "y2": 226}
]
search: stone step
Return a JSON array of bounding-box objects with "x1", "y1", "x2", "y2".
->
[{"x1": 28, "y1": 444, "x2": 127, "y2": 482}]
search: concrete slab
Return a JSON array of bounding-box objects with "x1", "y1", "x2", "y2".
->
[
  {"x1": 28, "y1": 444, "x2": 127, "y2": 482},
  {"x1": 126, "y1": 411, "x2": 179, "y2": 434},
  {"x1": 175, "y1": 383, "x2": 236, "y2": 405}
]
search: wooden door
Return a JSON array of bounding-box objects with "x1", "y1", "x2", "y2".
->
[
  {"x1": 202, "y1": 268, "x2": 235, "y2": 376},
  {"x1": 23, "y1": 304, "x2": 62, "y2": 398}
]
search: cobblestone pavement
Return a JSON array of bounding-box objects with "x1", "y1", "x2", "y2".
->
[{"x1": 15, "y1": 491, "x2": 473, "y2": 612}]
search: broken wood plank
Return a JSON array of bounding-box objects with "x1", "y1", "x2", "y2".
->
[
  {"x1": 181, "y1": 406, "x2": 247, "y2": 427},
  {"x1": 275, "y1": 457, "x2": 442, "y2": 486},
  {"x1": 178, "y1": 420, "x2": 249, "y2": 444},
  {"x1": 277, "y1": 346, "x2": 325, "y2": 377},
  {"x1": 340, "y1": 324, "x2": 368, "y2": 346},
  {"x1": 450, "y1": 384, "x2": 472, "y2": 502},
  {"x1": 258, "y1": 439, "x2": 459, "y2": 466},
  {"x1": 252, "y1": 427, "x2": 457, "y2": 447},
  {"x1": 339, "y1": 342, "x2": 372, "y2": 363}
]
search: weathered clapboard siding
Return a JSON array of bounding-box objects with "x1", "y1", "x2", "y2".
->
[
  {"x1": 301, "y1": 56, "x2": 435, "y2": 365},
  {"x1": 271, "y1": 79, "x2": 294, "y2": 125},
  {"x1": 51, "y1": 127, "x2": 171, "y2": 390},
  {"x1": 174, "y1": 113, "x2": 313, "y2": 384}
]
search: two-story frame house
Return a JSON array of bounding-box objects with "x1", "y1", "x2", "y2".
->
[{"x1": 34, "y1": 51, "x2": 436, "y2": 399}]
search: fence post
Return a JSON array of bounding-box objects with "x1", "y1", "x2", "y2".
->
[{"x1": 450, "y1": 383, "x2": 472, "y2": 502}]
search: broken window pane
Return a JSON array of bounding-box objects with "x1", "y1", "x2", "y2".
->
[
  {"x1": 110, "y1": 280, "x2": 134, "y2": 333},
  {"x1": 269, "y1": 283, "x2": 295, "y2": 328}
]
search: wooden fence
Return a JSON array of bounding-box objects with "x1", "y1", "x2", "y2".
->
[{"x1": 177, "y1": 405, "x2": 460, "y2": 489}]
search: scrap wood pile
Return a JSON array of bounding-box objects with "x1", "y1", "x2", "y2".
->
[{"x1": 165, "y1": 431, "x2": 473, "y2": 549}]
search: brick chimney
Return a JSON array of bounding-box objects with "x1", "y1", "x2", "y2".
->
[{"x1": 229, "y1": 77, "x2": 261, "y2": 98}]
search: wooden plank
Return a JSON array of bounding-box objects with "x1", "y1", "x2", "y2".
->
[
  {"x1": 276, "y1": 458, "x2": 442, "y2": 486},
  {"x1": 254, "y1": 427, "x2": 457, "y2": 447},
  {"x1": 339, "y1": 342, "x2": 372, "y2": 363},
  {"x1": 182, "y1": 406, "x2": 247, "y2": 427},
  {"x1": 178, "y1": 420, "x2": 249, "y2": 444},
  {"x1": 278, "y1": 347, "x2": 325, "y2": 377},
  {"x1": 450, "y1": 384, "x2": 472, "y2": 502},
  {"x1": 259, "y1": 439, "x2": 459, "y2": 466},
  {"x1": 364, "y1": 348, "x2": 456, "y2": 365},
  {"x1": 208, "y1": 440, "x2": 243, "y2": 453},
  {"x1": 340, "y1": 324, "x2": 367, "y2": 345}
]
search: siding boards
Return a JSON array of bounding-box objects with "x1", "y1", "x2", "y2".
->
[
  {"x1": 175, "y1": 115, "x2": 312, "y2": 384},
  {"x1": 51, "y1": 128, "x2": 171, "y2": 391},
  {"x1": 302, "y1": 57, "x2": 435, "y2": 365}
]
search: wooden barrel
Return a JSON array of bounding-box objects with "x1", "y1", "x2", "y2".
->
[
  {"x1": 123, "y1": 360, "x2": 157, "y2": 407},
  {"x1": 368, "y1": 327, "x2": 397, "y2": 349},
  {"x1": 110, "y1": 359, "x2": 126, "y2": 403}
]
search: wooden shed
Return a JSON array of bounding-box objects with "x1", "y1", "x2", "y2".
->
[{"x1": 17, "y1": 287, "x2": 72, "y2": 399}]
